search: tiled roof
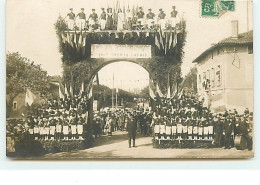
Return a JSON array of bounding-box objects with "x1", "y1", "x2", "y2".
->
[
  {"x1": 219, "y1": 30, "x2": 253, "y2": 44},
  {"x1": 193, "y1": 30, "x2": 253, "y2": 63}
]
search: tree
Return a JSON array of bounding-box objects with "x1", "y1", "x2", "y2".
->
[{"x1": 6, "y1": 52, "x2": 50, "y2": 117}]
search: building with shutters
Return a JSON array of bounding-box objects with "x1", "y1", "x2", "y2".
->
[{"x1": 193, "y1": 21, "x2": 253, "y2": 114}]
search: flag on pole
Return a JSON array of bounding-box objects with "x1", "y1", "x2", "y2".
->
[
  {"x1": 64, "y1": 84, "x2": 69, "y2": 96},
  {"x1": 81, "y1": 35, "x2": 86, "y2": 56},
  {"x1": 116, "y1": 88, "x2": 119, "y2": 94},
  {"x1": 171, "y1": 82, "x2": 178, "y2": 98},
  {"x1": 77, "y1": 34, "x2": 82, "y2": 52},
  {"x1": 168, "y1": 32, "x2": 173, "y2": 50},
  {"x1": 149, "y1": 86, "x2": 156, "y2": 100},
  {"x1": 70, "y1": 84, "x2": 74, "y2": 97},
  {"x1": 59, "y1": 84, "x2": 64, "y2": 99},
  {"x1": 156, "y1": 83, "x2": 164, "y2": 98},
  {"x1": 61, "y1": 33, "x2": 67, "y2": 43},
  {"x1": 88, "y1": 85, "x2": 93, "y2": 99},
  {"x1": 67, "y1": 33, "x2": 73, "y2": 47},
  {"x1": 166, "y1": 72, "x2": 171, "y2": 98},
  {"x1": 80, "y1": 81, "x2": 84, "y2": 95},
  {"x1": 25, "y1": 89, "x2": 36, "y2": 106},
  {"x1": 178, "y1": 89, "x2": 183, "y2": 99},
  {"x1": 73, "y1": 33, "x2": 77, "y2": 48},
  {"x1": 173, "y1": 31, "x2": 178, "y2": 48}
]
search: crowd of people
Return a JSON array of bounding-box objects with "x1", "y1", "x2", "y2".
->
[
  {"x1": 7, "y1": 91, "x2": 253, "y2": 150},
  {"x1": 150, "y1": 93, "x2": 253, "y2": 150},
  {"x1": 7, "y1": 94, "x2": 90, "y2": 141},
  {"x1": 63, "y1": 6, "x2": 179, "y2": 31}
]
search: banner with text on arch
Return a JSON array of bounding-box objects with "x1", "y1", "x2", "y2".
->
[{"x1": 91, "y1": 44, "x2": 152, "y2": 59}]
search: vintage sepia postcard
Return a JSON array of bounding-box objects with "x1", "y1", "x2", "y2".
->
[{"x1": 6, "y1": 0, "x2": 254, "y2": 159}]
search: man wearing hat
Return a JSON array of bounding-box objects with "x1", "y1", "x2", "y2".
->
[
  {"x1": 65, "y1": 8, "x2": 75, "y2": 30},
  {"x1": 125, "y1": 9, "x2": 132, "y2": 30},
  {"x1": 88, "y1": 9, "x2": 98, "y2": 29},
  {"x1": 146, "y1": 8, "x2": 155, "y2": 28},
  {"x1": 170, "y1": 6, "x2": 178, "y2": 28},
  {"x1": 136, "y1": 7, "x2": 145, "y2": 26},
  {"x1": 223, "y1": 115, "x2": 233, "y2": 149},
  {"x1": 99, "y1": 8, "x2": 106, "y2": 30},
  {"x1": 76, "y1": 8, "x2": 86, "y2": 30},
  {"x1": 125, "y1": 116, "x2": 137, "y2": 148}
]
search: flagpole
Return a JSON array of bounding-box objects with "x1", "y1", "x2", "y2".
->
[
  {"x1": 116, "y1": 88, "x2": 118, "y2": 110},
  {"x1": 112, "y1": 73, "x2": 114, "y2": 109}
]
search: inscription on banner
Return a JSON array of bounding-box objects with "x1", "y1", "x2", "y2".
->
[{"x1": 91, "y1": 44, "x2": 152, "y2": 58}]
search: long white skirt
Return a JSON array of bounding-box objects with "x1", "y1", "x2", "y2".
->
[
  {"x1": 56, "y1": 125, "x2": 62, "y2": 133},
  {"x1": 188, "y1": 126, "x2": 193, "y2": 135},
  {"x1": 50, "y1": 126, "x2": 55, "y2": 135},
  {"x1": 182, "y1": 126, "x2": 188, "y2": 133},
  {"x1": 166, "y1": 126, "x2": 172, "y2": 135},
  {"x1": 77, "y1": 125, "x2": 83, "y2": 135},
  {"x1": 204, "y1": 127, "x2": 209, "y2": 135},
  {"x1": 159, "y1": 125, "x2": 166, "y2": 134},
  {"x1": 34, "y1": 127, "x2": 39, "y2": 134},
  {"x1": 71, "y1": 125, "x2": 77, "y2": 135},
  {"x1": 208, "y1": 126, "x2": 214, "y2": 134},
  {"x1": 40, "y1": 127, "x2": 45, "y2": 135},
  {"x1": 193, "y1": 126, "x2": 198, "y2": 135},
  {"x1": 154, "y1": 125, "x2": 160, "y2": 134},
  {"x1": 177, "y1": 124, "x2": 182, "y2": 134},
  {"x1": 63, "y1": 126, "x2": 69, "y2": 135}
]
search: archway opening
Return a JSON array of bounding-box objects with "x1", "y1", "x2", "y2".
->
[{"x1": 91, "y1": 61, "x2": 150, "y2": 110}]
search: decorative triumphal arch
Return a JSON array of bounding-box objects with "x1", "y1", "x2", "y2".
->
[{"x1": 54, "y1": 16, "x2": 186, "y2": 127}]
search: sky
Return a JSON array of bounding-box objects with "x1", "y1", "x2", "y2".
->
[{"x1": 6, "y1": 0, "x2": 253, "y2": 91}]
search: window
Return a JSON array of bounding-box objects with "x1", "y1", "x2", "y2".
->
[
  {"x1": 248, "y1": 44, "x2": 253, "y2": 54},
  {"x1": 211, "y1": 68, "x2": 215, "y2": 87},
  {"x1": 216, "y1": 65, "x2": 222, "y2": 86},
  {"x1": 13, "y1": 101, "x2": 17, "y2": 110},
  {"x1": 206, "y1": 70, "x2": 210, "y2": 89}
]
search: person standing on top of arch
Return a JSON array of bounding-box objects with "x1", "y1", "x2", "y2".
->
[
  {"x1": 170, "y1": 6, "x2": 178, "y2": 29},
  {"x1": 136, "y1": 7, "x2": 145, "y2": 26},
  {"x1": 158, "y1": 8, "x2": 166, "y2": 30},
  {"x1": 99, "y1": 8, "x2": 106, "y2": 30},
  {"x1": 88, "y1": 9, "x2": 98, "y2": 29},
  {"x1": 76, "y1": 8, "x2": 86, "y2": 30},
  {"x1": 64, "y1": 8, "x2": 75, "y2": 31},
  {"x1": 146, "y1": 8, "x2": 155, "y2": 28}
]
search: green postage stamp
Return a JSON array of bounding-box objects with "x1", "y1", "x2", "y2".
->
[{"x1": 201, "y1": 0, "x2": 235, "y2": 17}]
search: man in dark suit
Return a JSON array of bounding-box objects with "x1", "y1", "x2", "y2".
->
[
  {"x1": 125, "y1": 115, "x2": 137, "y2": 148},
  {"x1": 223, "y1": 116, "x2": 234, "y2": 149}
]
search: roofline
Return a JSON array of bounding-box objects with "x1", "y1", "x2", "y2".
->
[
  {"x1": 193, "y1": 30, "x2": 253, "y2": 64},
  {"x1": 192, "y1": 41, "x2": 252, "y2": 64}
]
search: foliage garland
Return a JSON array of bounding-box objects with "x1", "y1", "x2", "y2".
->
[{"x1": 54, "y1": 16, "x2": 187, "y2": 95}]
